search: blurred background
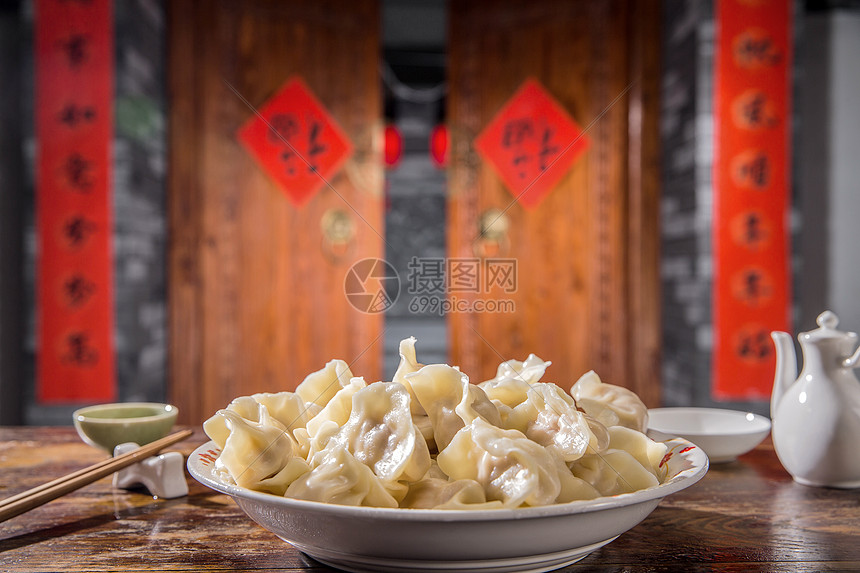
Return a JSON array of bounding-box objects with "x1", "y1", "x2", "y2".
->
[{"x1": 0, "y1": 0, "x2": 858, "y2": 426}]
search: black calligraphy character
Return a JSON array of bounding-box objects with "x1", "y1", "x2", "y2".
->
[
  {"x1": 268, "y1": 113, "x2": 298, "y2": 143},
  {"x1": 62, "y1": 332, "x2": 99, "y2": 366},
  {"x1": 63, "y1": 153, "x2": 93, "y2": 191},
  {"x1": 735, "y1": 35, "x2": 781, "y2": 68},
  {"x1": 744, "y1": 270, "x2": 762, "y2": 302},
  {"x1": 63, "y1": 274, "x2": 96, "y2": 308},
  {"x1": 58, "y1": 34, "x2": 89, "y2": 68},
  {"x1": 59, "y1": 104, "x2": 96, "y2": 127},
  {"x1": 738, "y1": 330, "x2": 772, "y2": 361},
  {"x1": 63, "y1": 216, "x2": 96, "y2": 249},
  {"x1": 538, "y1": 126, "x2": 560, "y2": 171},
  {"x1": 743, "y1": 94, "x2": 765, "y2": 127},
  {"x1": 739, "y1": 153, "x2": 769, "y2": 188},
  {"x1": 269, "y1": 114, "x2": 299, "y2": 174},
  {"x1": 306, "y1": 118, "x2": 327, "y2": 173},
  {"x1": 744, "y1": 213, "x2": 762, "y2": 246},
  {"x1": 501, "y1": 119, "x2": 534, "y2": 178}
]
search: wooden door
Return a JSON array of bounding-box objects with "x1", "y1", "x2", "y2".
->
[
  {"x1": 169, "y1": 0, "x2": 383, "y2": 425},
  {"x1": 448, "y1": 0, "x2": 661, "y2": 405}
]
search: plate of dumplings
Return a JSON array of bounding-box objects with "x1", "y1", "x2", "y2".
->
[{"x1": 188, "y1": 338, "x2": 708, "y2": 573}]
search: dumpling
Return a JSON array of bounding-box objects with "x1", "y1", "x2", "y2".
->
[
  {"x1": 252, "y1": 391, "x2": 320, "y2": 433},
  {"x1": 420, "y1": 458, "x2": 449, "y2": 481},
  {"x1": 505, "y1": 382, "x2": 609, "y2": 462},
  {"x1": 296, "y1": 376, "x2": 367, "y2": 460},
  {"x1": 412, "y1": 413, "x2": 436, "y2": 452},
  {"x1": 295, "y1": 359, "x2": 354, "y2": 407},
  {"x1": 203, "y1": 395, "x2": 260, "y2": 448},
  {"x1": 567, "y1": 426, "x2": 667, "y2": 496},
  {"x1": 436, "y1": 418, "x2": 564, "y2": 508},
  {"x1": 552, "y1": 451, "x2": 602, "y2": 503},
  {"x1": 213, "y1": 409, "x2": 309, "y2": 496},
  {"x1": 604, "y1": 425, "x2": 668, "y2": 482},
  {"x1": 392, "y1": 337, "x2": 436, "y2": 448},
  {"x1": 568, "y1": 450, "x2": 660, "y2": 496},
  {"x1": 400, "y1": 478, "x2": 504, "y2": 510},
  {"x1": 405, "y1": 364, "x2": 502, "y2": 451},
  {"x1": 393, "y1": 337, "x2": 423, "y2": 386},
  {"x1": 392, "y1": 337, "x2": 425, "y2": 413},
  {"x1": 479, "y1": 354, "x2": 552, "y2": 409},
  {"x1": 493, "y1": 354, "x2": 553, "y2": 386},
  {"x1": 325, "y1": 382, "x2": 431, "y2": 491},
  {"x1": 570, "y1": 370, "x2": 648, "y2": 433},
  {"x1": 203, "y1": 392, "x2": 320, "y2": 450},
  {"x1": 286, "y1": 445, "x2": 398, "y2": 508}
]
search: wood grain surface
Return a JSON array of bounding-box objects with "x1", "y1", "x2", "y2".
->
[
  {"x1": 447, "y1": 0, "x2": 662, "y2": 407},
  {"x1": 2, "y1": 428, "x2": 858, "y2": 572},
  {"x1": 168, "y1": 0, "x2": 384, "y2": 428}
]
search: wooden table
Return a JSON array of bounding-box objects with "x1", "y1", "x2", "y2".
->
[{"x1": 1, "y1": 427, "x2": 858, "y2": 572}]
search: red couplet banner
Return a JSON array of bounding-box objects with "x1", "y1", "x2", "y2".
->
[
  {"x1": 36, "y1": 0, "x2": 116, "y2": 402},
  {"x1": 713, "y1": 0, "x2": 792, "y2": 400}
]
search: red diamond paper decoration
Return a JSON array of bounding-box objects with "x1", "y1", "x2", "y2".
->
[
  {"x1": 475, "y1": 78, "x2": 590, "y2": 209},
  {"x1": 237, "y1": 77, "x2": 352, "y2": 206}
]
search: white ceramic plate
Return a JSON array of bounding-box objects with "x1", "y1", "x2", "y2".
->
[
  {"x1": 647, "y1": 407, "x2": 771, "y2": 463},
  {"x1": 188, "y1": 438, "x2": 708, "y2": 573}
]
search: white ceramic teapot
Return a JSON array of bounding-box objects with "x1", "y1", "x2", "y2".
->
[{"x1": 771, "y1": 311, "x2": 860, "y2": 488}]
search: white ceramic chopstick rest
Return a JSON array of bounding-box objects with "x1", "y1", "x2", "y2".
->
[{"x1": 112, "y1": 442, "x2": 189, "y2": 499}]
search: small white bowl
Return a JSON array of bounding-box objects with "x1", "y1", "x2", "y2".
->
[
  {"x1": 188, "y1": 438, "x2": 708, "y2": 572},
  {"x1": 647, "y1": 407, "x2": 771, "y2": 463}
]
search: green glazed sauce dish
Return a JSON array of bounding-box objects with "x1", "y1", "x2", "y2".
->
[{"x1": 73, "y1": 402, "x2": 179, "y2": 453}]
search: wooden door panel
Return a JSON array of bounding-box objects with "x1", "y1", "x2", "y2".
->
[
  {"x1": 448, "y1": 0, "x2": 660, "y2": 404},
  {"x1": 169, "y1": 0, "x2": 382, "y2": 425}
]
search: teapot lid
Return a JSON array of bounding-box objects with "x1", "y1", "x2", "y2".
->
[{"x1": 801, "y1": 311, "x2": 857, "y2": 342}]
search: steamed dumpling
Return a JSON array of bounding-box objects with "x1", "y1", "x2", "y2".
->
[
  {"x1": 203, "y1": 396, "x2": 260, "y2": 448},
  {"x1": 252, "y1": 391, "x2": 320, "y2": 433},
  {"x1": 505, "y1": 382, "x2": 609, "y2": 462},
  {"x1": 295, "y1": 376, "x2": 367, "y2": 459},
  {"x1": 392, "y1": 337, "x2": 436, "y2": 448},
  {"x1": 400, "y1": 478, "x2": 504, "y2": 510},
  {"x1": 604, "y1": 425, "x2": 668, "y2": 482},
  {"x1": 568, "y1": 426, "x2": 668, "y2": 496},
  {"x1": 203, "y1": 392, "x2": 320, "y2": 450},
  {"x1": 479, "y1": 354, "x2": 552, "y2": 409},
  {"x1": 393, "y1": 337, "x2": 426, "y2": 414},
  {"x1": 405, "y1": 364, "x2": 502, "y2": 451},
  {"x1": 214, "y1": 409, "x2": 309, "y2": 495},
  {"x1": 325, "y1": 382, "x2": 431, "y2": 490},
  {"x1": 570, "y1": 370, "x2": 648, "y2": 433},
  {"x1": 286, "y1": 445, "x2": 398, "y2": 508},
  {"x1": 437, "y1": 418, "x2": 564, "y2": 508},
  {"x1": 295, "y1": 359, "x2": 354, "y2": 407},
  {"x1": 568, "y1": 450, "x2": 660, "y2": 496}
]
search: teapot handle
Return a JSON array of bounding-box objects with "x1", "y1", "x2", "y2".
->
[{"x1": 843, "y1": 345, "x2": 860, "y2": 368}]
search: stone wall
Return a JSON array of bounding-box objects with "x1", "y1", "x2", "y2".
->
[{"x1": 660, "y1": 0, "x2": 715, "y2": 409}]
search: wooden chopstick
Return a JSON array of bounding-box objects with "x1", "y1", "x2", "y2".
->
[
  {"x1": 0, "y1": 450, "x2": 126, "y2": 510},
  {"x1": 0, "y1": 428, "x2": 194, "y2": 523}
]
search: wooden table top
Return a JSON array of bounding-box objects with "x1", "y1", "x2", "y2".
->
[{"x1": 1, "y1": 427, "x2": 858, "y2": 572}]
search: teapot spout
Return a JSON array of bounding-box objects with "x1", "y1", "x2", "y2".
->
[{"x1": 771, "y1": 331, "x2": 797, "y2": 420}]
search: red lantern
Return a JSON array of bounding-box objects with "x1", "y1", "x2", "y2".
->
[
  {"x1": 384, "y1": 124, "x2": 402, "y2": 168},
  {"x1": 430, "y1": 124, "x2": 448, "y2": 168}
]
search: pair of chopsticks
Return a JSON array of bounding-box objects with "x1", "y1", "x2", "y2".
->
[{"x1": 0, "y1": 428, "x2": 193, "y2": 523}]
